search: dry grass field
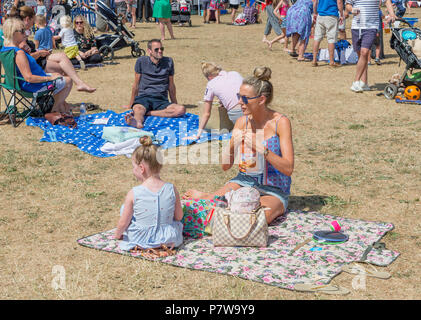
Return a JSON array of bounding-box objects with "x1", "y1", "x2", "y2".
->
[{"x1": 0, "y1": 8, "x2": 420, "y2": 300}]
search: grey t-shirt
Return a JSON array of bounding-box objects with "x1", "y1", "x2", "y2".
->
[{"x1": 135, "y1": 56, "x2": 175, "y2": 98}]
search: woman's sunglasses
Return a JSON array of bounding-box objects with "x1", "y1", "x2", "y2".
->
[
  {"x1": 75, "y1": 21, "x2": 84, "y2": 25},
  {"x1": 15, "y1": 29, "x2": 26, "y2": 34},
  {"x1": 237, "y1": 93, "x2": 261, "y2": 105},
  {"x1": 154, "y1": 47, "x2": 164, "y2": 52}
]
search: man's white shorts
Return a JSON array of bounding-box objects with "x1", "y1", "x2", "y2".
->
[{"x1": 314, "y1": 15, "x2": 339, "y2": 44}]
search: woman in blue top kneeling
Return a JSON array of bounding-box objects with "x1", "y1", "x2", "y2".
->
[
  {"x1": 1, "y1": 18, "x2": 73, "y2": 113},
  {"x1": 114, "y1": 136, "x2": 184, "y2": 256},
  {"x1": 183, "y1": 67, "x2": 295, "y2": 224}
]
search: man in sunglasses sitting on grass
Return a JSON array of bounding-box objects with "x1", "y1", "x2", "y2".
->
[{"x1": 125, "y1": 39, "x2": 185, "y2": 129}]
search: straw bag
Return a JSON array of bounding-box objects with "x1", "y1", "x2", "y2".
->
[{"x1": 212, "y1": 206, "x2": 268, "y2": 247}]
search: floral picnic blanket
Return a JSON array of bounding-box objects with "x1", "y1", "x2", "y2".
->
[{"x1": 77, "y1": 210, "x2": 400, "y2": 290}]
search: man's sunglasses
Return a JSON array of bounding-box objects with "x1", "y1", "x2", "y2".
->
[
  {"x1": 237, "y1": 93, "x2": 261, "y2": 105},
  {"x1": 153, "y1": 47, "x2": 164, "y2": 52}
]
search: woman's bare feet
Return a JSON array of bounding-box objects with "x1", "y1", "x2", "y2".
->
[
  {"x1": 182, "y1": 189, "x2": 210, "y2": 200},
  {"x1": 124, "y1": 112, "x2": 144, "y2": 129},
  {"x1": 76, "y1": 83, "x2": 96, "y2": 93}
]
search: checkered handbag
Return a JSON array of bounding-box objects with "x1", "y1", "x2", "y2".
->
[{"x1": 212, "y1": 207, "x2": 268, "y2": 247}]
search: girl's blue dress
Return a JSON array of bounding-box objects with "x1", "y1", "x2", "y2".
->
[{"x1": 119, "y1": 182, "x2": 183, "y2": 250}]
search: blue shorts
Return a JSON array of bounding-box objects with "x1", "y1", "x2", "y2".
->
[
  {"x1": 202, "y1": 0, "x2": 210, "y2": 10},
  {"x1": 132, "y1": 94, "x2": 172, "y2": 114},
  {"x1": 351, "y1": 29, "x2": 377, "y2": 52},
  {"x1": 229, "y1": 172, "x2": 289, "y2": 210}
]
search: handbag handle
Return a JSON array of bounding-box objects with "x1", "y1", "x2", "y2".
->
[{"x1": 222, "y1": 213, "x2": 257, "y2": 240}]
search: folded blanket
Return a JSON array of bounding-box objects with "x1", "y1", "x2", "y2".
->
[{"x1": 102, "y1": 126, "x2": 154, "y2": 144}]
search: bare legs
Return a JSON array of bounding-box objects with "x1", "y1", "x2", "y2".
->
[
  {"x1": 355, "y1": 48, "x2": 370, "y2": 84},
  {"x1": 182, "y1": 183, "x2": 286, "y2": 224},
  {"x1": 130, "y1": 6, "x2": 137, "y2": 28},
  {"x1": 158, "y1": 18, "x2": 175, "y2": 41},
  {"x1": 125, "y1": 103, "x2": 185, "y2": 129},
  {"x1": 183, "y1": 182, "x2": 242, "y2": 200},
  {"x1": 51, "y1": 76, "x2": 73, "y2": 113},
  {"x1": 45, "y1": 52, "x2": 95, "y2": 93}
]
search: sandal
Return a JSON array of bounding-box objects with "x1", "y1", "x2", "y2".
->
[
  {"x1": 341, "y1": 263, "x2": 391, "y2": 279},
  {"x1": 294, "y1": 283, "x2": 350, "y2": 295},
  {"x1": 86, "y1": 104, "x2": 100, "y2": 111}
]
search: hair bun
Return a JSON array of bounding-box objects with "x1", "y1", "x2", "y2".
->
[
  {"x1": 253, "y1": 67, "x2": 271, "y2": 81},
  {"x1": 139, "y1": 136, "x2": 153, "y2": 147}
]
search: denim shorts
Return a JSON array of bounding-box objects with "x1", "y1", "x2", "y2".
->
[{"x1": 229, "y1": 172, "x2": 289, "y2": 210}]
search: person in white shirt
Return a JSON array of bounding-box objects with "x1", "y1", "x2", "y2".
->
[
  {"x1": 346, "y1": 0, "x2": 395, "y2": 92},
  {"x1": 54, "y1": 15, "x2": 86, "y2": 69}
]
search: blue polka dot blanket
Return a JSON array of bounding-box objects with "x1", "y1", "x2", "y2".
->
[{"x1": 26, "y1": 110, "x2": 232, "y2": 158}]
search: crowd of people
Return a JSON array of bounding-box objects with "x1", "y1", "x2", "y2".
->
[
  {"x1": 261, "y1": 0, "x2": 403, "y2": 91},
  {"x1": 0, "y1": 0, "x2": 412, "y2": 255}
]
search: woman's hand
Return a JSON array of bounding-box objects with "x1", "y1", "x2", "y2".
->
[
  {"x1": 39, "y1": 49, "x2": 51, "y2": 57},
  {"x1": 243, "y1": 131, "x2": 266, "y2": 154}
]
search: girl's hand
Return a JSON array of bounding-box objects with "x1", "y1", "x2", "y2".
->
[{"x1": 114, "y1": 232, "x2": 123, "y2": 240}]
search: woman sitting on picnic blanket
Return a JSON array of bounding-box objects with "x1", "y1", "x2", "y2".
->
[
  {"x1": 183, "y1": 67, "x2": 294, "y2": 224},
  {"x1": 1, "y1": 18, "x2": 73, "y2": 114},
  {"x1": 8, "y1": 5, "x2": 96, "y2": 93},
  {"x1": 72, "y1": 15, "x2": 103, "y2": 66},
  {"x1": 114, "y1": 136, "x2": 184, "y2": 258}
]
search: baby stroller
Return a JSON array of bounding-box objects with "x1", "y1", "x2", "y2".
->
[
  {"x1": 170, "y1": 0, "x2": 192, "y2": 27},
  {"x1": 81, "y1": 1, "x2": 145, "y2": 61},
  {"x1": 384, "y1": 18, "x2": 421, "y2": 99}
]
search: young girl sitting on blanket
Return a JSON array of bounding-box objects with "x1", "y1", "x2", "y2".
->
[{"x1": 114, "y1": 136, "x2": 184, "y2": 258}]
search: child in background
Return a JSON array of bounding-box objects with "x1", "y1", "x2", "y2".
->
[
  {"x1": 265, "y1": 0, "x2": 290, "y2": 51},
  {"x1": 179, "y1": 0, "x2": 189, "y2": 11},
  {"x1": 114, "y1": 136, "x2": 184, "y2": 257},
  {"x1": 54, "y1": 15, "x2": 86, "y2": 69},
  {"x1": 36, "y1": 0, "x2": 47, "y2": 19},
  {"x1": 34, "y1": 14, "x2": 53, "y2": 50}
]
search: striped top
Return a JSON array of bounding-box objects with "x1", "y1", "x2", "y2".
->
[{"x1": 346, "y1": 0, "x2": 380, "y2": 30}]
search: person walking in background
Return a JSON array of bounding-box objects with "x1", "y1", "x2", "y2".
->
[
  {"x1": 202, "y1": 0, "x2": 211, "y2": 23},
  {"x1": 138, "y1": 0, "x2": 152, "y2": 22},
  {"x1": 127, "y1": 0, "x2": 138, "y2": 28},
  {"x1": 285, "y1": 0, "x2": 315, "y2": 60},
  {"x1": 262, "y1": 0, "x2": 283, "y2": 50},
  {"x1": 311, "y1": 0, "x2": 344, "y2": 68},
  {"x1": 229, "y1": 0, "x2": 240, "y2": 24},
  {"x1": 153, "y1": 0, "x2": 175, "y2": 41},
  {"x1": 346, "y1": 0, "x2": 396, "y2": 93},
  {"x1": 209, "y1": 0, "x2": 223, "y2": 23}
]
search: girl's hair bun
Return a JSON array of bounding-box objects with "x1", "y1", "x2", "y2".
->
[
  {"x1": 253, "y1": 66, "x2": 272, "y2": 81},
  {"x1": 139, "y1": 136, "x2": 153, "y2": 147}
]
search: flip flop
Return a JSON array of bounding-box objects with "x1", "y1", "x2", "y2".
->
[
  {"x1": 294, "y1": 283, "x2": 350, "y2": 295},
  {"x1": 341, "y1": 263, "x2": 391, "y2": 279}
]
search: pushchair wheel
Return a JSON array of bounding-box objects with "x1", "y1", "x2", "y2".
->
[
  {"x1": 99, "y1": 45, "x2": 114, "y2": 61},
  {"x1": 189, "y1": 20, "x2": 192, "y2": 27},
  {"x1": 384, "y1": 84, "x2": 398, "y2": 100},
  {"x1": 131, "y1": 46, "x2": 145, "y2": 58}
]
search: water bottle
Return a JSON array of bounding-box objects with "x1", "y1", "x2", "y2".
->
[{"x1": 79, "y1": 103, "x2": 86, "y2": 122}]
